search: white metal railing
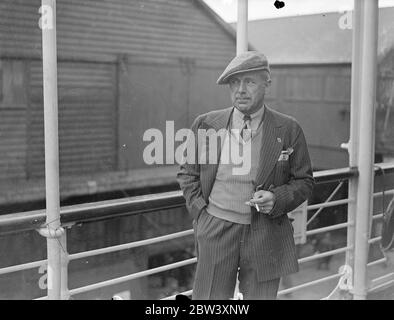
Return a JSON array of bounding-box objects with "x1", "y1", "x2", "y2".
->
[
  {"x1": 307, "y1": 181, "x2": 345, "y2": 226},
  {"x1": 278, "y1": 273, "x2": 344, "y2": 296},
  {"x1": 305, "y1": 222, "x2": 352, "y2": 236},
  {"x1": 68, "y1": 258, "x2": 198, "y2": 296},
  {"x1": 1, "y1": 165, "x2": 393, "y2": 300},
  {"x1": 0, "y1": 166, "x2": 392, "y2": 300},
  {"x1": 68, "y1": 229, "x2": 194, "y2": 261},
  {"x1": 1, "y1": 0, "x2": 392, "y2": 301}
]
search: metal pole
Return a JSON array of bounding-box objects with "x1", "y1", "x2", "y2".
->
[
  {"x1": 60, "y1": 230, "x2": 70, "y2": 300},
  {"x1": 346, "y1": 0, "x2": 364, "y2": 274},
  {"x1": 41, "y1": 0, "x2": 61, "y2": 300},
  {"x1": 233, "y1": 0, "x2": 248, "y2": 299},
  {"x1": 236, "y1": 0, "x2": 248, "y2": 55},
  {"x1": 353, "y1": 0, "x2": 378, "y2": 300}
]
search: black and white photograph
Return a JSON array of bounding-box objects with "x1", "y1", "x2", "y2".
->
[{"x1": 0, "y1": 0, "x2": 394, "y2": 306}]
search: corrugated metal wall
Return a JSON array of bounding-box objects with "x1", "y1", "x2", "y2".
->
[
  {"x1": 0, "y1": 59, "x2": 28, "y2": 180},
  {"x1": 0, "y1": 109, "x2": 27, "y2": 180},
  {"x1": 266, "y1": 65, "x2": 351, "y2": 170},
  {"x1": 28, "y1": 60, "x2": 117, "y2": 178},
  {"x1": 0, "y1": 0, "x2": 235, "y2": 183},
  {"x1": 266, "y1": 62, "x2": 394, "y2": 169},
  {"x1": 117, "y1": 57, "x2": 231, "y2": 170},
  {"x1": 0, "y1": 0, "x2": 235, "y2": 65}
]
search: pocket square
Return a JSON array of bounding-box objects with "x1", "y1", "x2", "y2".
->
[
  {"x1": 278, "y1": 147, "x2": 294, "y2": 161},
  {"x1": 278, "y1": 153, "x2": 289, "y2": 161}
]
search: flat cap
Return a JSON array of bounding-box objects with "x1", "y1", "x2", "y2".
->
[{"x1": 217, "y1": 51, "x2": 270, "y2": 85}]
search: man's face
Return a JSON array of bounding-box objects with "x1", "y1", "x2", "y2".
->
[{"x1": 228, "y1": 71, "x2": 270, "y2": 114}]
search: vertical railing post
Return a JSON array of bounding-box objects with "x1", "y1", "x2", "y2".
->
[
  {"x1": 353, "y1": 0, "x2": 379, "y2": 300},
  {"x1": 41, "y1": 0, "x2": 62, "y2": 300},
  {"x1": 233, "y1": 0, "x2": 249, "y2": 300},
  {"x1": 346, "y1": 0, "x2": 364, "y2": 275},
  {"x1": 236, "y1": 0, "x2": 248, "y2": 55},
  {"x1": 60, "y1": 229, "x2": 70, "y2": 300}
]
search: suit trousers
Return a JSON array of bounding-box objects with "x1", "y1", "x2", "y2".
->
[{"x1": 192, "y1": 211, "x2": 280, "y2": 300}]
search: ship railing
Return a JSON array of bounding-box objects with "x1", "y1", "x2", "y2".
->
[{"x1": 1, "y1": 163, "x2": 394, "y2": 299}]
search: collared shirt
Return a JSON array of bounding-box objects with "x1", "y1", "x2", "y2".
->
[{"x1": 232, "y1": 105, "x2": 265, "y2": 135}]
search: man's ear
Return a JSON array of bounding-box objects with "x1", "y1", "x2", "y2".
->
[{"x1": 265, "y1": 78, "x2": 272, "y2": 87}]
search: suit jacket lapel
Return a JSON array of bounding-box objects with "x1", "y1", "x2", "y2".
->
[{"x1": 255, "y1": 107, "x2": 284, "y2": 188}]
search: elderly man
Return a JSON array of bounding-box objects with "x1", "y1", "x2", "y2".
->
[{"x1": 177, "y1": 51, "x2": 315, "y2": 300}]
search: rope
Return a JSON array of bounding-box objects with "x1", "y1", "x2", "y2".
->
[{"x1": 37, "y1": 216, "x2": 67, "y2": 254}]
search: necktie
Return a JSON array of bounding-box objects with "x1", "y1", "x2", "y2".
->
[{"x1": 241, "y1": 114, "x2": 252, "y2": 142}]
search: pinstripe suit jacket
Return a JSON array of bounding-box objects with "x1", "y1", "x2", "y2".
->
[{"x1": 177, "y1": 105, "x2": 315, "y2": 281}]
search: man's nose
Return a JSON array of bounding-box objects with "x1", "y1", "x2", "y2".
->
[{"x1": 237, "y1": 80, "x2": 246, "y2": 93}]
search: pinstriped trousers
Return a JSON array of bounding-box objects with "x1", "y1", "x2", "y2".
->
[{"x1": 192, "y1": 211, "x2": 280, "y2": 300}]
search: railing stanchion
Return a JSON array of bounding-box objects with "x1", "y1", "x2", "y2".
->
[
  {"x1": 233, "y1": 0, "x2": 249, "y2": 299},
  {"x1": 236, "y1": 0, "x2": 248, "y2": 55},
  {"x1": 353, "y1": 0, "x2": 379, "y2": 300},
  {"x1": 41, "y1": 0, "x2": 62, "y2": 300},
  {"x1": 60, "y1": 228, "x2": 70, "y2": 300},
  {"x1": 346, "y1": 0, "x2": 364, "y2": 279}
]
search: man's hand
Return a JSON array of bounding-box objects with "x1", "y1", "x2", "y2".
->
[{"x1": 248, "y1": 190, "x2": 276, "y2": 214}]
